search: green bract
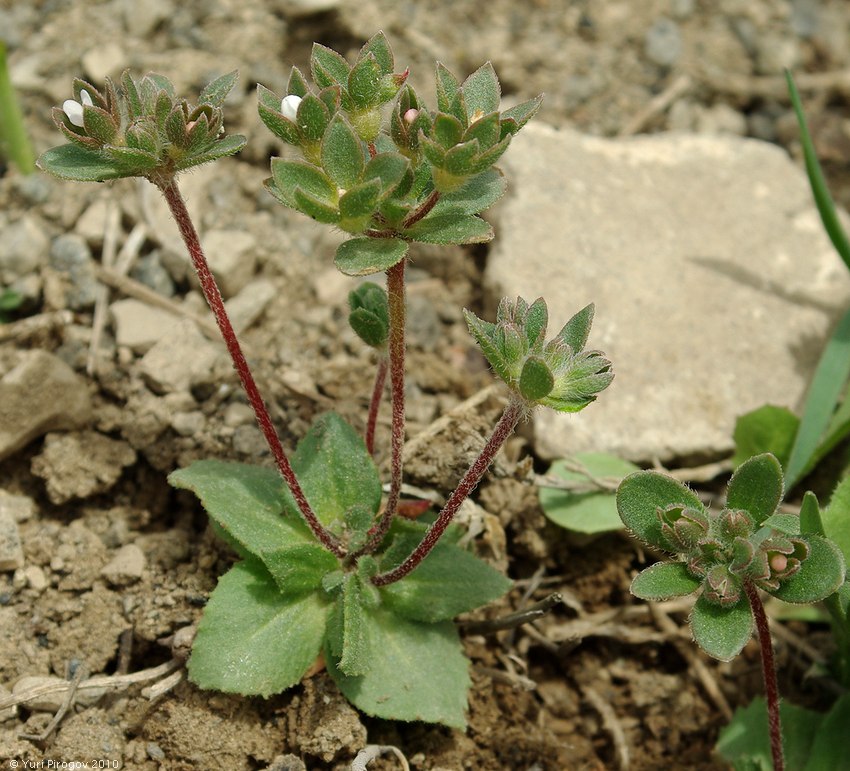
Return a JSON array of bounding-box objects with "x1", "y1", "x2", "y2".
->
[
  {"x1": 617, "y1": 453, "x2": 846, "y2": 661},
  {"x1": 464, "y1": 297, "x2": 613, "y2": 412},
  {"x1": 258, "y1": 33, "x2": 541, "y2": 276},
  {"x1": 37, "y1": 71, "x2": 246, "y2": 182},
  {"x1": 169, "y1": 412, "x2": 511, "y2": 728}
]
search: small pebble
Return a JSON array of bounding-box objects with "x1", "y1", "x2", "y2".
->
[
  {"x1": 645, "y1": 17, "x2": 682, "y2": 67},
  {"x1": 0, "y1": 506, "x2": 25, "y2": 571},
  {"x1": 101, "y1": 543, "x2": 146, "y2": 586}
]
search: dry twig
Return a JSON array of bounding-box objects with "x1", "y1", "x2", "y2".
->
[
  {"x1": 582, "y1": 683, "x2": 630, "y2": 771},
  {"x1": 350, "y1": 745, "x2": 411, "y2": 771}
]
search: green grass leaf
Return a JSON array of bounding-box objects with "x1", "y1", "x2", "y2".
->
[
  {"x1": 334, "y1": 237, "x2": 408, "y2": 276},
  {"x1": 188, "y1": 560, "x2": 329, "y2": 697},
  {"x1": 326, "y1": 605, "x2": 470, "y2": 728}
]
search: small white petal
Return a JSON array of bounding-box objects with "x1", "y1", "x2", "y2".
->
[
  {"x1": 80, "y1": 89, "x2": 93, "y2": 107},
  {"x1": 62, "y1": 99, "x2": 85, "y2": 128},
  {"x1": 281, "y1": 94, "x2": 302, "y2": 122}
]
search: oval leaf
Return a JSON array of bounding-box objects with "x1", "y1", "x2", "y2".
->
[
  {"x1": 37, "y1": 144, "x2": 127, "y2": 181},
  {"x1": 335, "y1": 237, "x2": 408, "y2": 276},
  {"x1": 631, "y1": 562, "x2": 701, "y2": 601},
  {"x1": 726, "y1": 453, "x2": 784, "y2": 525},
  {"x1": 771, "y1": 535, "x2": 846, "y2": 604},
  {"x1": 690, "y1": 593, "x2": 753, "y2": 662}
]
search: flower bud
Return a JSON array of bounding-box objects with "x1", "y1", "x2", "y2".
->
[
  {"x1": 62, "y1": 89, "x2": 93, "y2": 128},
  {"x1": 281, "y1": 94, "x2": 302, "y2": 122}
]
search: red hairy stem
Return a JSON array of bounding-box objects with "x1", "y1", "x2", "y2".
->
[
  {"x1": 155, "y1": 176, "x2": 344, "y2": 558},
  {"x1": 743, "y1": 580, "x2": 785, "y2": 771},
  {"x1": 365, "y1": 356, "x2": 388, "y2": 456},
  {"x1": 402, "y1": 189, "x2": 440, "y2": 229},
  {"x1": 372, "y1": 398, "x2": 524, "y2": 586}
]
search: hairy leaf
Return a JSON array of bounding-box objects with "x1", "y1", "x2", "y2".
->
[
  {"x1": 726, "y1": 454, "x2": 784, "y2": 526},
  {"x1": 631, "y1": 562, "x2": 702, "y2": 600},
  {"x1": 690, "y1": 593, "x2": 753, "y2": 661},
  {"x1": 771, "y1": 535, "x2": 846, "y2": 603},
  {"x1": 334, "y1": 237, "x2": 408, "y2": 276}
]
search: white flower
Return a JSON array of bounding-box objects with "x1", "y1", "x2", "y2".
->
[
  {"x1": 62, "y1": 89, "x2": 93, "y2": 128},
  {"x1": 281, "y1": 94, "x2": 302, "y2": 122}
]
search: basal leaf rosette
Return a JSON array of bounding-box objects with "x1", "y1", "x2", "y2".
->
[
  {"x1": 617, "y1": 453, "x2": 846, "y2": 661},
  {"x1": 169, "y1": 411, "x2": 511, "y2": 728},
  {"x1": 464, "y1": 297, "x2": 613, "y2": 412},
  {"x1": 38, "y1": 71, "x2": 246, "y2": 182}
]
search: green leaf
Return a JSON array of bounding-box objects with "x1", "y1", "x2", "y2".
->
[
  {"x1": 824, "y1": 478, "x2": 850, "y2": 564},
  {"x1": 334, "y1": 237, "x2": 408, "y2": 276},
  {"x1": 168, "y1": 460, "x2": 313, "y2": 558},
  {"x1": 726, "y1": 454, "x2": 784, "y2": 525},
  {"x1": 403, "y1": 212, "x2": 493, "y2": 244},
  {"x1": 297, "y1": 94, "x2": 331, "y2": 142},
  {"x1": 461, "y1": 62, "x2": 501, "y2": 117},
  {"x1": 363, "y1": 152, "x2": 410, "y2": 199},
  {"x1": 104, "y1": 145, "x2": 160, "y2": 171},
  {"x1": 771, "y1": 534, "x2": 846, "y2": 603},
  {"x1": 188, "y1": 560, "x2": 329, "y2": 696},
  {"x1": 617, "y1": 471, "x2": 705, "y2": 549},
  {"x1": 463, "y1": 111, "x2": 501, "y2": 150},
  {"x1": 690, "y1": 593, "x2": 754, "y2": 661},
  {"x1": 500, "y1": 95, "x2": 544, "y2": 135},
  {"x1": 519, "y1": 356, "x2": 554, "y2": 401},
  {"x1": 435, "y1": 62, "x2": 460, "y2": 115},
  {"x1": 348, "y1": 282, "x2": 389, "y2": 349},
  {"x1": 337, "y1": 574, "x2": 371, "y2": 676},
  {"x1": 631, "y1": 562, "x2": 702, "y2": 600},
  {"x1": 732, "y1": 404, "x2": 799, "y2": 469},
  {"x1": 321, "y1": 115, "x2": 365, "y2": 189},
  {"x1": 199, "y1": 70, "x2": 238, "y2": 107},
  {"x1": 293, "y1": 187, "x2": 340, "y2": 224},
  {"x1": 463, "y1": 309, "x2": 511, "y2": 384},
  {"x1": 311, "y1": 43, "x2": 351, "y2": 89},
  {"x1": 291, "y1": 412, "x2": 382, "y2": 527},
  {"x1": 433, "y1": 113, "x2": 464, "y2": 150},
  {"x1": 339, "y1": 178, "x2": 382, "y2": 221},
  {"x1": 806, "y1": 693, "x2": 850, "y2": 770},
  {"x1": 716, "y1": 697, "x2": 822, "y2": 771},
  {"x1": 379, "y1": 533, "x2": 512, "y2": 622},
  {"x1": 540, "y1": 453, "x2": 640, "y2": 534},
  {"x1": 444, "y1": 140, "x2": 482, "y2": 176},
  {"x1": 348, "y1": 54, "x2": 382, "y2": 109},
  {"x1": 433, "y1": 167, "x2": 506, "y2": 216},
  {"x1": 269, "y1": 158, "x2": 337, "y2": 208},
  {"x1": 556, "y1": 303, "x2": 594, "y2": 352},
  {"x1": 525, "y1": 298, "x2": 549, "y2": 346},
  {"x1": 177, "y1": 133, "x2": 246, "y2": 171},
  {"x1": 257, "y1": 87, "x2": 301, "y2": 145},
  {"x1": 37, "y1": 143, "x2": 127, "y2": 181},
  {"x1": 82, "y1": 105, "x2": 117, "y2": 144},
  {"x1": 359, "y1": 32, "x2": 394, "y2": 75},
  {"x1": 326, "y1": 605, "x2": 470, "y2": 728},
  {"x1": 785, "y1": 304, "x2": 850, "y2": 488},
  {"x1": 259, "y1": 543, "x2": 338, "y2": 596},
  {"x1": 287, "y1": 66, "x2": 309, "y2": 98},
  {"x1": 799, "y1": 491, "x2": 825, "y2": 537}
]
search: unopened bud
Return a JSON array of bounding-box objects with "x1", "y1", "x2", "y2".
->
[
  {"x1": 403, "y1": 108, "x2": 418, "y2": 124},
  {"x1": 281, "y1": 94, "x2": 302, "y2": 122}
]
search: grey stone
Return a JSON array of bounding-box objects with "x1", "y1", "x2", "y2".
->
[
  {"x1": 232, "y1": 424, "x2": 268, "y2": 456},
  {"x1": 203, "y1": 229, "x2": 257, "y2": 298},
  {"x1": 488, "y1": 123, "x2": 850, "y2": 462},
  {"x1": 122, "y1": 0, "x2": 171, "y2": 37},
  {"x1": 0, "y1": 350, "x2": 92, "y2": 462},
  {"x1": 49, "y1": 233, "x2": 99, "y2": 310},
  {"x1": 139, "y1": 319, "x2": 227, "y2": 394},
  {"x1": 645, "y1": 18, "x2": 682, "y2": 67},
  {"x1": 171, "y1": 410, "x2": 205, "y2": 437},
  {"x1": 75, "y1": 198, "x2": 111, "y2": 244},
  {"x1": 0, "y1": 215, "x2": 49, "y2": 283},
  {"x1": 110, "y1": 298, "x2": 176, "y2": 353},
  {"x1": 130, "y1": 251, "x2": 175, "y2": 297},
  {"x1": 0, "y1": 508, "x2": 24, "y2": 571},
  {"x1": 101, "y1": 543, "x2": 146, "y2": 586},
  {"x1": 81, "y1": 42, "x2": 126, "y2": 82},
  {"x1": 225, "y1": 278, "x2": 277, "y2": 332}
]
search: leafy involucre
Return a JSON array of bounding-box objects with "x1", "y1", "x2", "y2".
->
[{"x1": 188, "y1": 560, "x2": 329, "y2": 697}]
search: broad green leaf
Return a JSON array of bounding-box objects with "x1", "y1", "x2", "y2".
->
[
  {"x1": 270, "y1": 158, "x2": 336, "y2": 208},
  {"x1": 297, "y1": 94, "x2": 331, "y2": 142},
  {"x1": 37, "y1": 143, "x2": 127, "y2": 181},
  {"x1": 188, "y1": 560, "x2": 329, "y2": 696},
  {"x1": 463, "y1": 111, "x2": 501, "y2": 150},
  {"x1": 555, "y1": 303, "x2": 594, "y2": 352},
  {"x1": 403, "y1": 212, "x2": 493, "y2": 244},
  {"x1": 199, "y1": 70, "x2": 238, "y2": 107},
  {"x1": 732, "y1": 404, "x2": 798, "y2": 469},
  {"x1": 464, "y1": 135, "x2": 511, "y2": 175},
  {"x1": 326, "y1": 605, "x2": 469, "y2": 728},
  {"x1": 293, "y1": 187, "x2": 340, "y2": 224},
  {"x1": 772, "y1": 534, "x2": 846, "y2": 603},
  {"x1": 785, "y1": 304, "x2": 850, "y2": 489},
  {"x1": 617, "y1": 471, "x2": 705, "y2": 549},
  {"x1": 461, "y1": 62, "x2": 501, "y2": 117},
  {"x1": 168, "y1": 460, "x2": 313, "y2": 557},
  {"x1": 363, "y1": 152, "x2": 410, "y2": 198},
  {"x1": 104, "y1": 145, "x2": 160, "y2": 171},
  {"x1": 259, "y1": 542, "x2": 338, "y2": 596},
  {"x1": 759, "y1": 513, "x2": 801, "y2": 535},
  {"x1": 433, "y1": 168, "x2": 507, "y2": 216},
  {"x1": 321, "y1": 115, "x2": 365, "y2": 189},
  {"x1": 311, "y1": 43, "x2": 351, "y2": 89},
  {"x1": 631, "y1": 562, "x2": 701, "y2": 600},
  {"x1": 348, "y1": 282, "x2": 389, "y2": 348},
  {"x1": 690, "y1": 593, "x2": 753, "y2": 661},
  {"x1": 716, "y1": 697, "x2": 821, "y2": 771},
  {"x1": 805, "y1": 694, "x2": 850, "y2": 771},
  {"x1": 82, "y1": 106, "x2": 117, "y2": 144},
  {"x1": 334, "y1": 237, "x2": 408, "y2": 276},
  {"x1": 726, "y1": 454, "x2": 784, "y2": 526},
  {"x1": 348, "y1": 54, "x2": 382, "y2": 109},
  {"x1": 290, "y1": 412, "x2": 381, "y2": 527},
  {"x1": 444, "y1": 140, "x2": 482, "y2": 176},
  {"x1": 823, "y1": 477, "x2": 850, "y2": 564},
  {"x1": 540, "y1": 453, "x2": 640, "y2": 534},
  {"x1": 338, "y1": 575, "x2": 371, "y2": 676},
  {"x1": 433, "y1": 112, "x2": 464, "y2": 149},
  {"x1": 378, "y1": 534, "x2": 512, "y2": 622},
  {"x1": 525, "y1": 297, "x2": 549, "y2": 345},
  {"x1": 339, "y1": 178, "x2": 382, "y2": 220}
]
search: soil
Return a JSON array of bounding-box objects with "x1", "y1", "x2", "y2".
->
[{"x1": 1, "y1": 1, "x2": 848, "y2": 769}]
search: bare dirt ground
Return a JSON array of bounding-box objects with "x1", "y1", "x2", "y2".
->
[{"x1": 1, "y1": 1, "x2": 849, "y2": 768}]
